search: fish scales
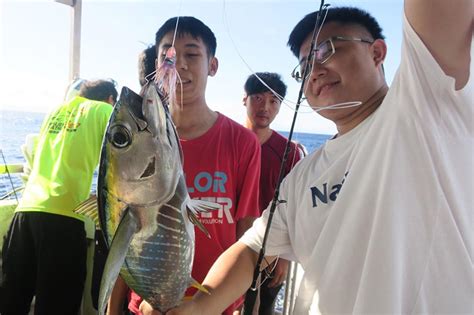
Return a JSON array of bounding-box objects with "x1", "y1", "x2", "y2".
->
[{"x1": 96, "y1": 84, "x2": 216, "y2": 313}]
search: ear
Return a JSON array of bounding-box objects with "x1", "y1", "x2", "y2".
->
[
  {"x1": 107, "y1": 95, "x2": 115, "y2": 105},
  {"x1": 242, "y1": 94, "x2": 248, "y2": 106},
  {"x1": 208, "y1": 57, "x2": 218, "y2": 76},
  {"x1": 371, "y1": 39, "x2": 387, "y2": 68}
]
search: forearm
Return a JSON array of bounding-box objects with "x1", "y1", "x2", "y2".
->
[
  {"x1": 405, "y1": 0, "x2": 472, "y2": 88},
  {"x1": 193, "y1": 241, "x2": 258, "y2": 314},
  {"x1": 107, "y1": 276, "x2": 129, "y2": 315}
]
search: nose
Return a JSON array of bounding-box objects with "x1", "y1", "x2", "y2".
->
[
  {"x1": 263, "y1": 99, "x2": 274, "y2": 111},
  {"x1": 254, "y1": 98, "x2": 267, "y2": 111},
  {"x1": 309, "y1": 62, "x2": 327, "y2": 82},
  {"x1": 175, "y1": 54, "x2": 187, "y2": 70}
]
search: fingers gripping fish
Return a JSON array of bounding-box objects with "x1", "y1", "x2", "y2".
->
[{"x1": 96, "y1": 83, "x2": 219, "y2": 314}]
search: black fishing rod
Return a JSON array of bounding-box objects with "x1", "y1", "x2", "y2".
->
[
  {"x1": 0, "y1": 148, "x2": 20, "y2": 204},
  {"x1": 243, "y1": 1, "x2": 329, "y2": 313}
]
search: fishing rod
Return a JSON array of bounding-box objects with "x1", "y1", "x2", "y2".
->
[
  {"x1": 243, "y1": 1, "x2": 329, "y2": 313},
  {"x1": 0, "y1": 148, "x2": 20, "y2": 204}
]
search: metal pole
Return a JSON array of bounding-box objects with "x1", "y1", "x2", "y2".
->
[
  {"x1": 55, "y1": 0, "x2": 82, "y2": 80},
  {"x1": 70, "y1": 0, "x2": 81, "y2": 80}
]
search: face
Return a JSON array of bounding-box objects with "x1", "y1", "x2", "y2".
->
[
  {"x1": 298, "y1": 22, "x2": 385, "y2": 120},
  {"x1": 244, "y1": 91, "x2": 281, "y2": 129},
  {"x1": 156, "y1": 32, "x2": 218, "y2": 106}
]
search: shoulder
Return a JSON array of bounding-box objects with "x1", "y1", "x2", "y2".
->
[
  {"x1": 267, "y1": 131, "x2": 301, "y2": 153},
  {"x1": 83, "y1": 99, "x2": 113, "y2": 110},
  {"x1": 217, "y1": 113, "x2": 259, "y2": 144},
  {"x1": 81, "y1": 99, "x2": 113, "y2": 118},
  {"x1": 271, "y1": 131, "x2": 288, "y2": 143}
]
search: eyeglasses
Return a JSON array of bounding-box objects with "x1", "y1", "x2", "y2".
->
[{"x1": 291, "y1": 36, "x2": 374, "y2": 82}]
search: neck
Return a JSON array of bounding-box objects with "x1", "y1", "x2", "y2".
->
[
  {"x1": 335, "y1": 85, "x2": 388, "y2": 136},
  {"x1": 245, "y1": 117, "x2": 273, "y2": 144},
  {"x1": 171, "y1": 99, "x2": 217, "y2": 140},
  {"x1": 254, "y1": 128, "x2": 273, "y2": 145}
]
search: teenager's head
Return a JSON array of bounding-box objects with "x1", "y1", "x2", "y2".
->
[
  {"x1": 243, "y1": 72, "x2": 287, "y2": 130},
  {"x1": 244, "y1": 72, "x2": 287, "y2": 99},
  {"x1": 138, "y1": 45, "x2": 157, "y2": 87},
  {"x1": 155, "y1": 16, "x2": 218, "y2": 106},
  {"x1": 287, "y1": 7, "x2": 387, "y2": 119},
  {"x1": 79, "y1": 79, "x2": 118, "y2": 105},
  {"x1": 155, "y1": 16, "x2": 217, "y2": 58},
  {"x1": 288, "y1": 7, "x2": 384, "y2": 58}
]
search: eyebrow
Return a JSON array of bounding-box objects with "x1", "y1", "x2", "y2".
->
[{"x1": 160, "y1": 43, "x2": 202, "y2": 51}]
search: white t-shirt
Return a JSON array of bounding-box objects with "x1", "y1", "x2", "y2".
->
[{"x1": 241, "y1": 13, "x2": 473, "y2": 314}]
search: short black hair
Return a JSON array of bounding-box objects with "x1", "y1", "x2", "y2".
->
[
  {"x1": 79, "y1": 79, "x2": 118, "y2": 103},
  {"x1": 288, "y1": 7, "x2": 385, "y2": 58},
  {"x1": 155, "y1": 16, "x2": 217, "y2": 58},
  {"x1": 244, "y1": 72, "x2": 287, "y2": 99},
  {"x1": 138, "y1": 45, "x2": 157, "y2": 87}
]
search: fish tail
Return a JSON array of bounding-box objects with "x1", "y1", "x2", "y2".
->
[{"x1": 190, "y1": 278, "x2": 211, "y2": 295}]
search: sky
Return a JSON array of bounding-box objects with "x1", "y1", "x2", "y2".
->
[{"x1": 0, "y1": 0, "x2": 403, "y2": 135}]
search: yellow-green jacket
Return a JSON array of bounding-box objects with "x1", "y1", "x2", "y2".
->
[{"x1": 16, "y1": 96, "x2": 112, "y2": 220}]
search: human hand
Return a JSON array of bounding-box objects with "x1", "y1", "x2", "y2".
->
[
  {"x1": 139, "y1": 301, "x2": 162, "y2": 315},
  {"x1": 266, "y1": 259, "x2": 289, "y2": 288},
  {"x1": 139, "y1": 300, "x2": 203, "y2": 315}
]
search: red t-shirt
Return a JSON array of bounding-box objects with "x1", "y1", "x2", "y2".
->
[
  {"x1": 259, "y1": 131, "x2": 302, "y2": 212},
  {"x1": 129, "y1": 113, "x2": 261, "y2": 314}
]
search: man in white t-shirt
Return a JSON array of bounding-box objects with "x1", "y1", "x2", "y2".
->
[{"x1": 140, "y1": 1, "x2": 473, "y2": 314}]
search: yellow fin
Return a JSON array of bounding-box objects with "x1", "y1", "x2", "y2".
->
[
  {"x1": 73, "y1": 195, "x2": 100, "y2": 229},
  {"x1": 190, "y1": 278, "x2": 210, "y2": 295},
  {"x1": 187, "y1": 208, "x2": 211, "y2": 239}
]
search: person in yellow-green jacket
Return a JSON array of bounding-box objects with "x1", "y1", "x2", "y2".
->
[{"x1": 0, "y1": 79, "x2": 118, "y2": 315}]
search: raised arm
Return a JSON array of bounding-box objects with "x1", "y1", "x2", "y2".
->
[{"x1": 405, "y1": 0, "x2": 473, "y2": 89}]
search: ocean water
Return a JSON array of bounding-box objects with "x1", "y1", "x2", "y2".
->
[
  {"x1": 0, "y1": 109, "x2": 331, "y2": 312},
  {"x1": 0, "y1": 109, "x2": 331, "y2": 197}
]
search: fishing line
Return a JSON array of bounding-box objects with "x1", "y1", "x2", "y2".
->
[
  {"x1": 153, "y1": 0, "x2": 184, "y2": 110},
  {"x1": 221, "y1": 0, "x2": 363, "y2": 116},
  {"x1": 221, "y1": 0, "x2": 293, "y2": 109},
  {"x1": 244, "y1": 1, "x2": 330, "y2": 312},
  {"x1": 0, "y1": 148, "x2": 19, "y2": 204},
  {"x1": 221, "y1": 0, "x2": 310, "y2": 178}
]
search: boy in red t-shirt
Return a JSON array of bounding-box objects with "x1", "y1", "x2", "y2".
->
[
  {"x1": 107, "y1": 16, "x2": 261, "y2": 315},
  {"x1": 242, "y1": 72, "x2": 303, "y2": 315}
]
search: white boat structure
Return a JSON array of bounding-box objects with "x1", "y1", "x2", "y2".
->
[{"x1": 0, "y1": 0, "x2": 303, "y2": 313}]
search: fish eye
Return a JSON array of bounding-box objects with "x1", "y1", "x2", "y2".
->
[{"x1": 109, "y1": 125, "x2": 132, "y2": 148}]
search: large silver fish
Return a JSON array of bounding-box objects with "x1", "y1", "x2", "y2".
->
[{"x1": 96, "y1": 84, "x2": 217, "y2": 314}]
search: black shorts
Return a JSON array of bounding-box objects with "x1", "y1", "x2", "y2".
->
[{"x1": 0, "y1": 212, "x2": 87, "y2": 315}]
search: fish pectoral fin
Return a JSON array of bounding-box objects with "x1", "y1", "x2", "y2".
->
[
  {"x1": 186, "y1": 199, "x2": 220, "y2": 238},
  {"x1": 190, "y1": 278, "x2": 210, "y2": 295},
  {"x1": 186, "y1": 209, "x2": 212, "y2": 239},
  {"x1": 187, "y1": 199, "x2": 221, "y2": 214},
  {"x1": 73, "y1": 195, "x2": 100, "y2": 229},
  {"x1": 98, "y1": 208, "x2": 138, "y2": 315}
]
